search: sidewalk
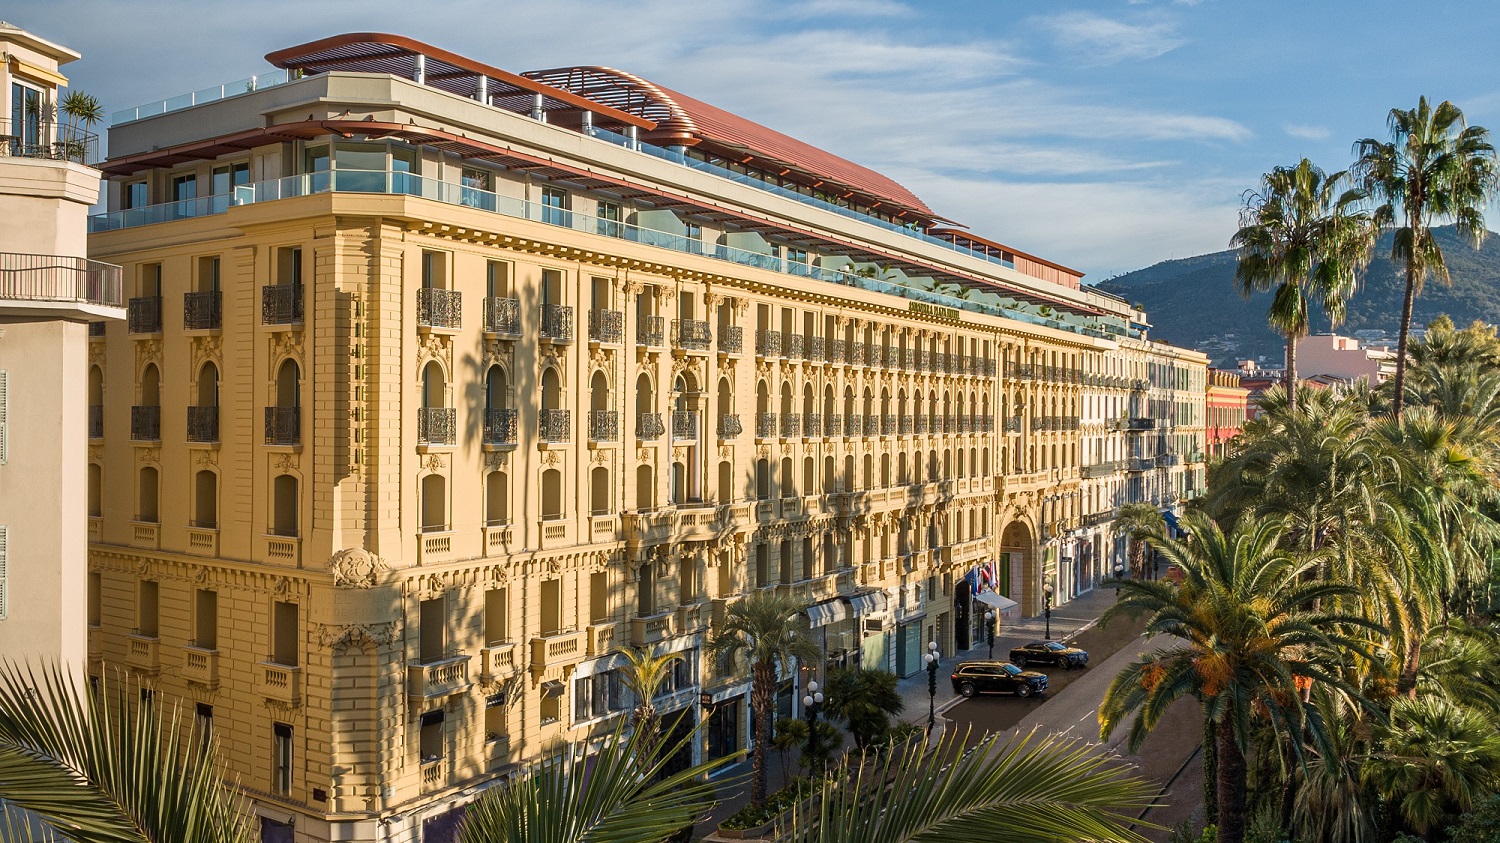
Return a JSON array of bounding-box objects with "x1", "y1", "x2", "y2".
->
[
  {"x1": 895, "y1": 586, "x2": 1121, "y2": 725},
  {"x1": 696, "y1": 586, "x2": 1121, "y2": 839}
]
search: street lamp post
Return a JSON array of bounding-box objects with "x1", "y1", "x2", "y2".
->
[
  {"x1": 923, "y1": 641, "x2": 940, "y2": 732},
  {"x1": 801, "y1": 680, "x2": 824, "y2": 770},
  {"x1": 984, "y1": 610, "x2": 996, "y2": 659},
  {"x1": 1043, "y1": 581, "x2": 1055, "y2": 640},
  {"x1": 1113, "y1": 562, "x2": 1126, "y2": 596}
]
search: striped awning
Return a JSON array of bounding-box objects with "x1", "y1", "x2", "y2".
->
[
  {"x1": 806, "y1": 599, "x2": 848, "y2": 629},
  {"x1": 844, "y1": 590, "x2": 888, "y2": 616}
]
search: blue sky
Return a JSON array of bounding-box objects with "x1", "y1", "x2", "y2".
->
[{"x1": 17, "y1": 0, "x2": 1500, "y2": 279}]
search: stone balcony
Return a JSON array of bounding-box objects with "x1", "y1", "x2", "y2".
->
[
  {"x1": 586, "y1": 622, "x2": 618, "y2": 657},
  {"x1": 630, "y1": 611, "x2": 677, "y2": 646},
  {"x1": 407, "y1": 654, "x2": 472, "y2": 700},
  {"x1": 125, "y1": 633, "x2": 160, "y2": 675},
  {"x1": 181, "y1": 645, "x2": 219, "y2": 688},
  {"x1": 479, "y1": 643, "x2": 520, "y2": 682},
  {"x1": 530, "y1": 630, "x2": 585, "y2": 672},
  {"x1": 675, "y1": 601, "x2": 711, "y2": 636},
  {"x1": 255, "y1": 662, "x2": 302, "y2": 705}
]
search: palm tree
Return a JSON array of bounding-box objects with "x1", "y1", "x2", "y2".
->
[
  {"x1": 1112, "y1": 502, "x2": 1164, "y2": 580},
  {"x1": 707, "y1": 593, "x2": 819, "y2": 808},
  {"x1": 1231, "y1": 159, "x2": 1375, "y2": 406},
  {"x1": 1098, "y1": 512, "x2": 1381, "y2": 843},
  {"x1": 616, "y1": 647, "x2": 682, "y2": 764},
  {"x1": 1354, "y1": 97, "x2": 1500, "y2": 412},
  {"x1": 822, "y1": 667, "x2": 902, "y2": 751},
  {"x1": 1364, "y1": 697, "x2": 1500, "y2": 837},
  {"x1": 458, "y1": 720, "x2": 738, "y2": 843},
  {"x1": 0, "y1": 663, "x2": 251, "y2": 843},
  {"x1": 787, "y1": 728, "x2": 1160, "y2": 843}
]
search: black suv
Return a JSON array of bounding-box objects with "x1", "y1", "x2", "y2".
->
[
  {"x1": 950, "y1": 661, "x2": 1049, "y2": 698},
  {"x1": 1009, "y1": 640, "x2": 1090, "y2": 669}
]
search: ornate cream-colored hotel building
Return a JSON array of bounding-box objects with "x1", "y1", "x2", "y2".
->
[{"x1": 84, "y1": 34, "x2": 1206, "y2": 843}]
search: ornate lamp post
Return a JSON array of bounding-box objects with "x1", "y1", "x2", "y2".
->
[
  {"x1": 923, "y1": 641, "x2": 940, "y2": 732},
  {"x1": 1113, "y1": 562, "x2": 1126, "y2": 596},
  {"x1": 802, "y1": 680, "x2": 824, "y2": 770},
  {"x1": 984, "y1": 610, "x2": 996, "y2": 659},
  {"x1": 1043, "y1": 581, "x2": 1055, "y2": 640}
]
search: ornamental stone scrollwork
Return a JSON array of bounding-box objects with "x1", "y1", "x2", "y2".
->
[
  {"x1": 590, "y1": 347, "x2": 611, "y2": 372},
  {"x1": 317, "y1": 621, "x2": 399, "y2": 650},
  {"x1": 540, "y1": 449, "x2": 561, "y2": 466},
  {"x1": 417, "y1": 333, "x2": 451, "y2": 368},
  {"x1": 636, "y1": 447, "x2": 654, "y2": 464},
  {"x1": 540, "y1": 348, "x2": 566, "y2": 380},
  {"x1": 482, "y1": 339, "x2": 512, "y2": 369},
  {"x1": 484, "y1": 450, "x2": 510, "y2": 469},
  {"x1": 622, "y1": 276, "x2": 641, "y2": 298},
  {"x1": 194, "y1": 449, "x2": 219, "y2": 469},
  {"x1": 672, "y1": 446, "x2": 687, "y2": 462},
  {"x1": 718, "y1": 445, "x2": 732, "y2": 459},
  {"x1": 274, "y1": 452, "x2": 299, "y2": 474},
  {"x1": 135, "y1": 338, "x2": 162, "y2": 375},
  {"x1": 137, "y1": 446, "x2": 161, "y2": 467},
  {"x1": 328, "y1": 548, "x2": 390, "y2": 589},
  {"x1": 88, "y1": 444, "x2": 103, "y2": 463},
  {"x1": 263, "y1": 698, "x2": 302, "y2": 715},
  {"x1": 423, "y1": 453, "x2": 448, "y2": 472},
  {"x1": 190, "y1": 335, "x2": 222, "y2": 371},
  {"x1": 589, "y1": 448, "x2": 610, "y2": 466},
  {"x1": 269, "y1": 331, "x2": 303, "y2": 366},
  {"x1": 731, "y1": 297, "x2": 748, "y2": 318},
  {"x1": 88, "y1": 341, "x2": 106, "y2": 367}
]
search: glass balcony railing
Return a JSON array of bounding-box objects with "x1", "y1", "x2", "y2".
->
[{"x1": 88, "y1": 170, "x2": 1134, "y2": 341}]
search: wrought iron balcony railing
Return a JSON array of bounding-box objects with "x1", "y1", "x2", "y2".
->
[
  {"x1": 417, "y1": 288, "x2": 461, "y2": 330},
  {"x1": 589, "y1": 410, "x2": 619, "y2": 442},
  {"x1": 0, "y1": 118, "x2": 99, "y2": 164},
  {"x1": 805, "y1": 412, "x2": 821, "y2": 437},
  {"x1": 671, "y1": 411, "x2": 698, "y2": 441},
  {"x1": 183, "y1": 290, "x2": 221, "y2": 330},
  {"x1": 637, "y1": 314, "x2": 664, "y2": 347},
  {"x1": 264, "y1": 407, "x2": 300, "y2": 445},
  {"x1": 717, "y1": 414, "x2": 742, "y2": 438},
  {"x1": 418, "y1": 408, "x2": 456, "y2": 445},
  {"x1": 128, "y1": 296, "x2": 162, "y2": 334},
  {"x1": 0, "y1": 252, "x2": 123, "y2": 310},
  {"x1": 484, "y1": 297, "x2": 520, "y2": 335},
  {"x1": 637, "y1": 412, "x2": 665, "y2": 440},
  {"x1": 88, "y1": 404, "x2": 104, "y2": 439},
  {"x1": 539, "y1": 409, "x2": 571, "y2": 443},
  {"x1": 131, "y1": 405, "x2": 160, "y2": 441},
  {"x1": 588, "y1": 309, "x2": 623, "y2": 344},
  {"x1": 261, "y1": 285, "x2": 302, "y2": 325},
  {"x1": 540, "y1": 304, "x2": 574, "y2": 342},
  {"x1": 755, "y1": 329, "x2": 781, "y2": 357},
  {"x1": 186, "y1": 406, "x2": 219, "y2": 442},
  {"x1": 484, "y1": 408, "x2": 518, "y2": 445},
  {"x1": 781, "y1": 413, "x2": 801, "y2": 438},
  {"x1": 672, "y1": 319, "x2": 711, "y2": 351},
  {"x1": 718, "y1": 325, "x2": 743, "y2": 354},
  {"x1": 755, "y1": 412, "x2": 777, "y2": 439}
]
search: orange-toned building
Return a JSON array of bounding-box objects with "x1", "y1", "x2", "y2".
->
[{"x1": 1206, "y1": 368, "x2": 1249, "y2": 457}]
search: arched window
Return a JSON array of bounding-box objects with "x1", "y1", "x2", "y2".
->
[
  {"x1": 486, "y1": 471, "x2": 509, "y2": 525},
  {"x1": 272, "y1": 474, "x2": 298, "y2": 537},
  {"x1": 591, "y1": 467, "x2": 611, "y2": 514},
  {"x1": 755, "y1": 458, "x2": 770, "y2": 500},
  {"x1": 421, "y1": 474, "x2": 447, "y2": 532},
  {"x1": 88, "y1": 463, "x2": 102, "y2": 517},
  {"x1": 88, "y1": 366, "x2": 104, "y2": 438},
  {"x1": 138, "y1": 467, "x2": 159, "y2": 523},
  {"x1": 141, "y1": 363, "x2": 160, "y2": 406},
  {"x1": 636, "y1": 464, "x2": 655, "y2": 509},
  {"x1": 194, "y1": 470, "x2": 217, "y2": 528},
  {"x1": 718, "y1": 460, "x2": 733, "y2": 503},
  {"x1": 541, "y1": 469, "x2": 562, "y2": 519},
  {"x1": 422, "y1": 361, "x2": 445, "y2": 409},
  {"x1": 486, "y1": 366, "x2": 508, "y2": 410},
  {"x1": 197, "y1": 362, "x2": 219, "y2": 407},
  {"x1": 670, "y1": 461, "x2": 686, "y2": 505},
  {"x1": 541, "y1": 367, "x2": 561, "y2": 411},
  {"x1": 276, "y1": 360, "x2": 299, "y2": 408},
  {"x1": 780, "y1": 457, "x2": 794, "y2": 498}
]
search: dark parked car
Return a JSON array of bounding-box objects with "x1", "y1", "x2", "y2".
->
[
  {"x1": 1009, "y1": 640, "x2": 1089, "y2": 669},
  {"x1": 950, "y1": 660, "x2": 1049, "y2": 698}
]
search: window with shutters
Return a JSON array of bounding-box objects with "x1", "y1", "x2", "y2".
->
[
  {"x1": 0, "y1": 370, "x2": 7, "y2": 464},
  {"x1": 0, "y1": 525, "x2": 7, "y2": 620}
]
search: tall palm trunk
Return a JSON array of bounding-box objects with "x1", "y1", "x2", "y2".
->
[
  {"x1": 1216, "y1": 714, "x2": 1248, "y2": 843},
  {"x1": 1392, "y1": 254, "x2": 1418, "y2": 415},
  {"x1": 750, "y1": 662, "x2": 775, "y2": 808},
  {"x1": 1399, "y1": 634, "x2": 1423, "y2": 698},
  {"x1": 1284, "y1": 333, "x2": 1298, "y2": 407},
  {"x1": 1202, "y1": 712, "x2": 1218, "y2": 828},
  {"x1": 633, "y1": 704, "x2": 660, "y2": 766}
]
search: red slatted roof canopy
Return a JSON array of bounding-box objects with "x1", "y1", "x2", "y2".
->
[
  {"x1": 264, "y1": 33, "x2": 656, "y2": 132},
  {"x1": 523, "y1": 66, "x2": 936, "y2": 222}
]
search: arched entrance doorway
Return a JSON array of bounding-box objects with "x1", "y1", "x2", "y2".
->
[
  {"x1": 953, "y1": 577, "x2": 972, "y2": 651},
  {"x1": 1000, "y1": 519, "x2": 1038, "y2": 616}
]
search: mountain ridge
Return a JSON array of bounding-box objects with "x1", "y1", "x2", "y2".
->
[{"x1": 1095, "y1": 225, "x2": 1500, "y2": 368}]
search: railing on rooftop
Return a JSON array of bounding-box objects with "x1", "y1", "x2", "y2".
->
[
  {"x1": 111, "y1": 70, "x2": 294, "y2": 125},
  {"x1": 0, "y1": 252, "x2": 122, "y2": 308},
  {"x1": 88, "y1": 171, "x2": 1135, "y2": 341},
  {"x1": 0, "y1": 119, "x2": 99, "y2": 165}
]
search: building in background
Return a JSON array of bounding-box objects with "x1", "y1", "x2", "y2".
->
[
  {"x1": 86, "y1": 33, "x2": 1206, "y2": 843},
  {"x1": 1296, "y1": 333, "x2": 1397, "y2": 386},
  {"x1": 1205, "y1": 368, "x2": 1249, "y2": 459},
  {"x1": 0, "y1": 22, "x2": 122, "y2": 674}
]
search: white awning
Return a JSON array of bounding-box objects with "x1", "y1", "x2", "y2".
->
[
  {"x1": 975, "y1": 591, "x2": 1020, "y2": 615},
  {"x1": 806, "y1": 599, "x2": 848, "y2": 629},
  {"x1": 844, "y1": 590, "x2": 888, "y2": 616}
]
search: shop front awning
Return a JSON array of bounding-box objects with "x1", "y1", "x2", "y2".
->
[
  {"x1": 540, "y1": 680, "x2": 565, "y2": 698},
  {"x1": 806, "y1": 599, "x2": 849, "y2": 629},
  {"x1": 843, "y1": 590, "x2": 888, "y2": 616},
  {"x1": 974, "y1": 591, "x2": 1019, "y2": 613}
]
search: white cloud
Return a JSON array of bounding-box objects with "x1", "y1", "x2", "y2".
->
[
  {"x1": 1283, "y1": 124, "x2": 1332, "y2": 141},
  {"x1": 1034, "y1": 11, "x2": 1185, "y2": 64},
  {"x1": 784, "y1": 0, "x2": 913, "y2": 18}
]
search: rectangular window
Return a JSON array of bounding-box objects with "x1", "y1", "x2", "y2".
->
[
  {"x1": 486, "y1": 261, "x2": 510, "y2": 299},
  {"x1": 684, "y1": 221, "x2": 703, "y2": 255},
  {"x1": 137, "y1": 580, "x2": 159, "y2": 637},
  {"x1": 197, "y1": 256, "x2": 221, "y2": 293},
  {"x1": 484, "y1": 587, "x2": 507, "y2": 645},
  {"x1": 484, "y1": 692, "x2": 507, "y2": 742},
  {"x1": 539, "y1": 580, "x2": 562, "y2": 635},
  {"x1": 589, "y1": 571, "x2": 609, "y2": 624},
  {"x1": 10, "y1": 82, "x2": 42, "y2": 152},
  {"x1": 596, "y1": 201, "x2": 622, "y2": 237},
  {"x1": 172, "y1": 174, "x2": 197, "y2": 202},
  {"x1": 195, "y1": 589, "x2": 218, "y2": 649},
  {"x1": 88, "y1": 572, "x2": 101, "y2": 627},
  {"x1": 460, "y1": 167, "x2": 492, "y2": 209},
  {"x1": 540, "y1": 186, "x2": 571, "y2": 227},
  {"x1": 273, "y1": 723, "x2": 293, "y2": 794},
  {"x1": 0, "y1": 525, "x2": 6, "y2": 622},
  {"x1": 0, "y1": 369, "x2": 6, "y2": 464},
  {"x1": 124, "y1": 182, "x2": 148, "y2": 210},
  {"x1": 419, "y1": 710, "x2": 444, "y2": 762},
  {"x1": 420, "y1": 250, "x2": 447, "y2": 289},
  {"x1": 272, "y1": 601, "x2": 298, "y2": 666},
  {"x1": 276, "y1": 247, "x2": 302, "y2": 287},
  {"x1": 195, "y1": 703, "x2": 213, "y2": 749},
  {"x1": 419, "y1": 597, "x2": 445, "y2": 663},
  {"x1": 210, "y1": 163, "x2": 250, "y2": 195}
]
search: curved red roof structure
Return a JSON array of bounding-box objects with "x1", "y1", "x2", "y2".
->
[{"x1": 523, "y1": 66, "x2": 935, "y2": 220}]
